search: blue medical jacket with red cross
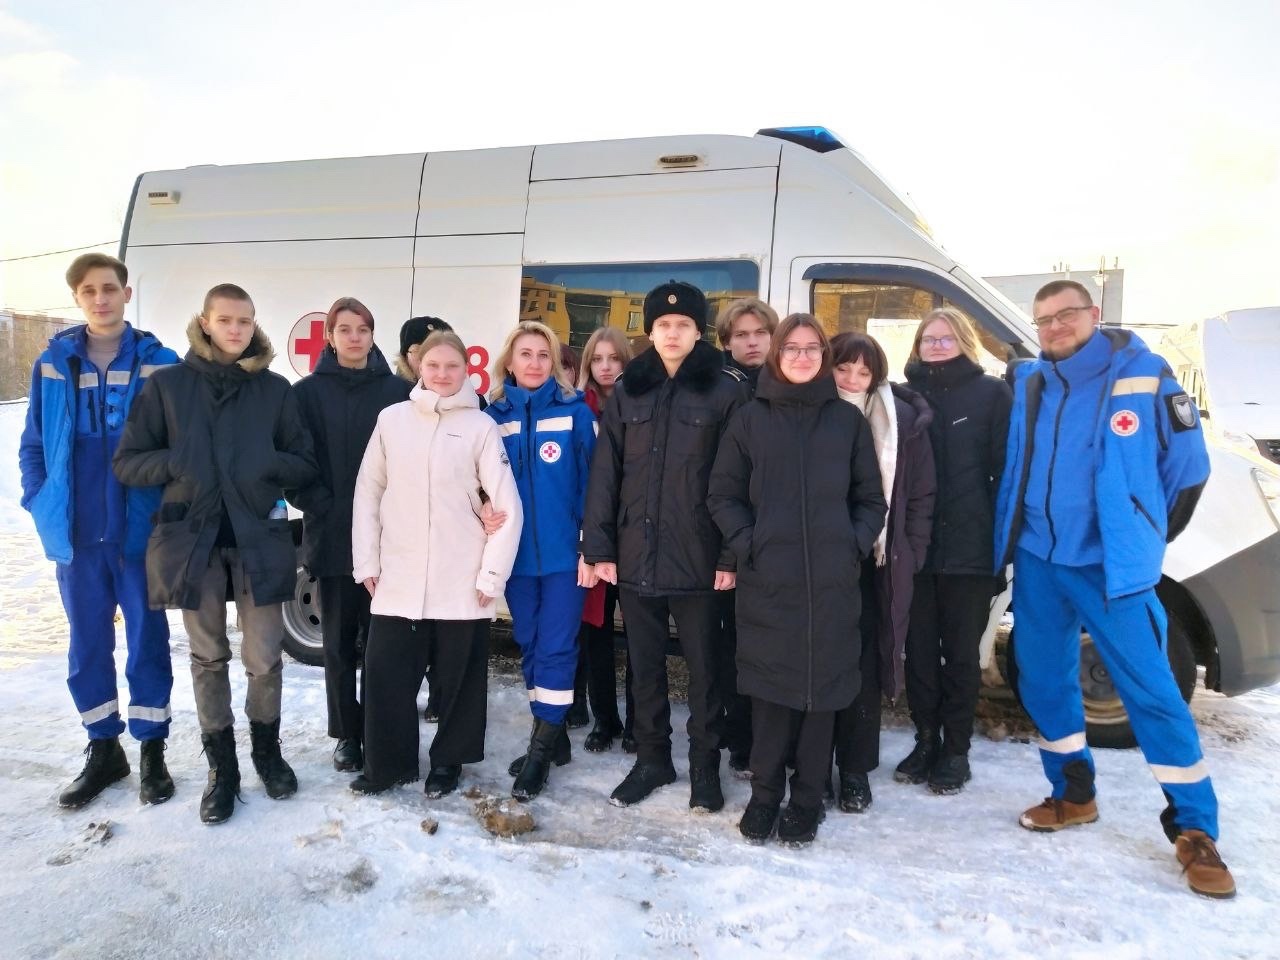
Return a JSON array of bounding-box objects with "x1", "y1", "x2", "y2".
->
[{"x1": 485, "y1": 377, "x2": 597, "y2": 578}]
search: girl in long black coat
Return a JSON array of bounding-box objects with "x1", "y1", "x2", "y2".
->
[
  {"x1": 898, "y1": 307, "x2": 1012, "y2": 795},
  {"x1": 828, "y1": 332, "x2": 937, "y2": 814},
  {"x1": 708, "y1": 314, "x2": 886, "y2": 846}
]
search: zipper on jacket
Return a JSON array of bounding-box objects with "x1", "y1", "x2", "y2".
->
[
  {"x1": 523, "y1": 403, "x2": 543, "y2": 572},
  {"x1": 1130, "y1": 494, "x2": 1160, "y2": 533},
  {"x1": 1043, "y1": 365, "x2": 1070, "y2": 563},
  {"x1": 797, "y1": 409, "x2": 815, "y2": 710}
]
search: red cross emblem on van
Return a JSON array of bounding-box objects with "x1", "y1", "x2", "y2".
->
[
  {"x1": 1110, "y1": 410, "x2": 1139, "y2": 436},
  {"x1": 289, "y1": 312, "x2": 330, "y2": 376}
]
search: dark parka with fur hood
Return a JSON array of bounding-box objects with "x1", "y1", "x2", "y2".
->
[
  {"x1": 288, "y1": 343, "x2": 410, "y2": 578},
  {"x1": 581, "y1": 340, "x2": 746, "y2": 596},
  {"x1": 113, "y1": 318, "x2": 318, "y2": 610},
  {"x1": 708, "y1": 367, "x2": 887, "y2": 712}
]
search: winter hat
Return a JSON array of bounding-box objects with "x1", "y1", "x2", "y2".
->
[
  {"x1": 643, "y1": 281, "x2": 708, "y2": 334},
  {"x1": 399, "y1": 315, "x2": 453, "y2": 357}
]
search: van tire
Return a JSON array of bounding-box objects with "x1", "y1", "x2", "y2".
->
[
  {"x1": 1004, "y1": 614, "x2": 1197, "y2": 750},
  {"x1": 281, "y1": 565, "x2": 325, "y2": 666}
]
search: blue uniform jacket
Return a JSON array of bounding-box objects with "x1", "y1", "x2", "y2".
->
[
  {"x1": 485, "y1": 377, "x2": 596, "y2": 577},
  {"x1": 18, "y1": 324, "x2": 179, "y2": 564},
  {"x1": 993, "y1": 328, "x2": 1209, "y2": 600}
]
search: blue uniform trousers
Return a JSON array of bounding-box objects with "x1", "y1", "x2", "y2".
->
[
  {"x1": 56, "y1": 542, "x2": 172, "y2": 741},
  {"x1": 505, "y1": 572, "x2": 584, "y2": 724},
  {"x1": 1013, "y1": 547, "x2": 1218, "y2": 840}
]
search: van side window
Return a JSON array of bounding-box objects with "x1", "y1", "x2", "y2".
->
[
  {"x1": 811, "y1": 280, "x2": 1010, "y2": 380},
  {"x1": 521, "y1": 260, "x2": 760, "y2": 350}
]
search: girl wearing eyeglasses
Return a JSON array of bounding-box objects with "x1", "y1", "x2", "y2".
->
[
  {"x1": 898, "y1": 307, "x2": 1012, "y2": 795},
  {"x1": 708, "y1": 313, "x2": 886, "y2": 846}
]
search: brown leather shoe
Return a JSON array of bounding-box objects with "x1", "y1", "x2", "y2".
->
[
  {"x1": 1018, "y1": 797, "x2": 1099, "y2": 832},
  {"x1": 1175, "y1": 830, "x2": 1236, "y2": 899}
]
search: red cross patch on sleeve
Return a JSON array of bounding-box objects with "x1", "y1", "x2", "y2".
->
[{"x1": 1110, "y1": 410, "x2": 1140, "y2": 436}]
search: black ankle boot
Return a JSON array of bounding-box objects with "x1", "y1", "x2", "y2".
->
[
  {"x1": 512, "y1": 718, "x2": 565, "y2": 801},
  {"x1": 332, "y1": 738, "x2": 363, "y2": 773},
  {"x1": 200, "y1": 726, "x2": 240, "y2": 824},
  {"x1": 138, "y1": 739, "x2": 175, "y2": 805},
  {"x1": 838, "y1": 770, "x2": 872, "y2": 813},
  {"x1": 249, "y1": 719, "x2": 297, "y2": 800},
  {"x1": 58, "y1": 737, "x2": 130, "y2": 810},
  {"x1": 893, "y1": 727, "x2": 941, "y2": 785},
  {"x1": 584, "y1": 719, "x2": 622, "y2": 753},
  {"x1": 509, "y1": 723, "x2": 571, "y2": 776}
]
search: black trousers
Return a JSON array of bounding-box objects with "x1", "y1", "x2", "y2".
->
[
  {"x1": 834, "y1": 562, "x2": 881, "y2": 773},
  {"x1": 750, "y1": 698, "x2": 834, "y2": 812},
  {"x1": 362, "y1": 615, "x2": 489, "y2": 786},
  {"x1": 576, "y1": 583, "x2": 633, "y2": 730},
  {"x1": 903, "y1": 572, "x2": 995, "y2": 755},
  {"x1": 717, "y1": 589, "x2": 752, "y2": 758},
  {"x1": 619, "y1": 589, "x2": 722, "y2": 767},
  {"x1": 319, "y1": 576, "x2": 369, "y2": 741}
]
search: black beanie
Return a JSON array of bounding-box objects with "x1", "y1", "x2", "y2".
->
[
  {"x1": 399, "y1": 315, "x2": 453, "y2": 356},
  {"x1": 643, "y1": 281, "x2": 708, "y2": 334}
]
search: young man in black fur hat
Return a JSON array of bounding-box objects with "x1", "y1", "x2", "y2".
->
[{"x1": 582, "y1": 280, "x2": 746, "y2": 810}]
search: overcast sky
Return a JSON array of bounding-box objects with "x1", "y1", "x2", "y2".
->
[{"x1": 2, "y1": 0, "x2": 1277, "y2": 325}]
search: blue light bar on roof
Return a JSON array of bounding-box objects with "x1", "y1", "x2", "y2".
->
[{"x1": 756, "y1": 126, "x2": 846, "y2": 153}]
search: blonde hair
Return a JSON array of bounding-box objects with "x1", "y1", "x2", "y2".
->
[
  {"x1": 714, "y1": 297, "x2": 779, "y2": 348},
  {"x1": 490, "y1": 321, "x2": 575, "y2": 402},
  {"x1": 418, "y1": 331, "x2": 468, "y2": 366},
  {"x1": 909, "y1": 307, "x2": 981, "y2": 363},
  {"x1": 577, "y1": 326, "x2": 634, "y2": 391}
]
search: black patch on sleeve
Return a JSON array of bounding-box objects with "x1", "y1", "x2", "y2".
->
[{"x1": 1166, "y1": 391, "x2": 1198, "y2": 432}]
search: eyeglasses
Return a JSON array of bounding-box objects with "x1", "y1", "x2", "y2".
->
[
  {"x1": 779, "y1": 344, "x2": 824, "y2": 360},
  {"x1": 1032, "y1": 305, "x2": 1092, "y2": 329},
  {"x1": 920, "y1": 335, "x2": 956, "y2": 349}
]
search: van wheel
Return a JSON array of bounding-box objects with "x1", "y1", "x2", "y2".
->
[
  {"x1": 1004, "y1": 615, "x2": 1196, "y2": 750},
  {"x1": 281, "y1": 566, "x2": 324, "y2": 666}
]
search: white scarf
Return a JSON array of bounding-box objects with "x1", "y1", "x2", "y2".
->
[{"x1": 838, "y1": 383, "x2": 898, "y2": 565}]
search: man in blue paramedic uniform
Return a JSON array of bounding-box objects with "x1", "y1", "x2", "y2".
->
[
  {"x1": 18, "y1": 253, "x2": 179, "y2": 810},
  {"x1": 993, "y1": 279, "x2": 1234, "y2": 899}
]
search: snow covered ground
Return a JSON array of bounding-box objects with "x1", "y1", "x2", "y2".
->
[{"x1": 2, "y1": 401, "x2": 1278, "y2": 959}]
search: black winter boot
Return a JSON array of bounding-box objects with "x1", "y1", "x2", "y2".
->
[
  {"x1": 199, "y1": 726, "x2": 241, "y2": 825},
  {"x1": 332, "y1": 738, "x2": 363, "y2": 773},
  {"x1": 584, "y1": 720, "x2": 622, "y2": 753},
  {"x1": 58, "y1": 737, "x2": 130, "y2": 810},
  {"x1": 424, "y1": 765, "x2": 461, "y2": 798},
  {"x1": 777, "y1": 803, "x2": 825, "y2": 846},
  {"x1": 609, "y1": 758, "x2": 677, "y2": 807},
  {"x1": 508, "y1": 723, "x2": 571, "y2": 776},
  {"x1": 138, "y1": 739, "x2": 175, "y2": 805},
  {"x1": 249, "y1": 719, "x2": 298, "y2": 800},
  {"x1": 928, "y1": 753, "x2": 972, "y2": 795},
  {"x1": 838, "y1": 770, "x2": 873, "y2": 813},
  {"x1": 893, "y1": 727, "x2": 941, "y2": 785},
  {"x1": 511, "y1": 718, "x2": 564, "y2": 801},
  {"x1": 620, "y1": 719, "x2": 637, "y2": 754},
  {"x1": 689, "y1": 764, "x2": 724, "y2": 813},
  {"x1": 739, "y1": 798, "x2": 780, "y2": 844}
]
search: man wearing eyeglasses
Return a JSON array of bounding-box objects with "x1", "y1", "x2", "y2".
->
[
  {"x1": 993, "y1": 280, "x2": 1232, "y2": 898},
  {"x1": 18, "y1": 253, "x2": 180, "y2": 810}
]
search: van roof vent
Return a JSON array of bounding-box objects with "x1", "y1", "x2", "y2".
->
[{"x1": 756, "y1": 126, "x2": 846, "y2": 153}]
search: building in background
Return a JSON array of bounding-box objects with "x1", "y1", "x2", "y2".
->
[
  {"x1": 0, "y1": 311, "x2": 73, "y2": 402},
  {"x1": 985, "y1": 263, "x2": 1125, "y2": 328}
]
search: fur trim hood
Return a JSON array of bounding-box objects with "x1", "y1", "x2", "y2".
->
[
  {"x1": 185, "y1": 315, "x2": 275, "y2": 374},
  {"x1": 620, "y1": 339, "x2": 725, "y2": 397}
]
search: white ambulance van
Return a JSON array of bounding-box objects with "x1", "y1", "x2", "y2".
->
[{"x1": 118, "y1": 127, "x2": 1280, "y2": 746}]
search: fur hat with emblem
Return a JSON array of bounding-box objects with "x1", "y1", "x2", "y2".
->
[{"x1": 643, "y1": 281, "x2": 708, "y2": 334}]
